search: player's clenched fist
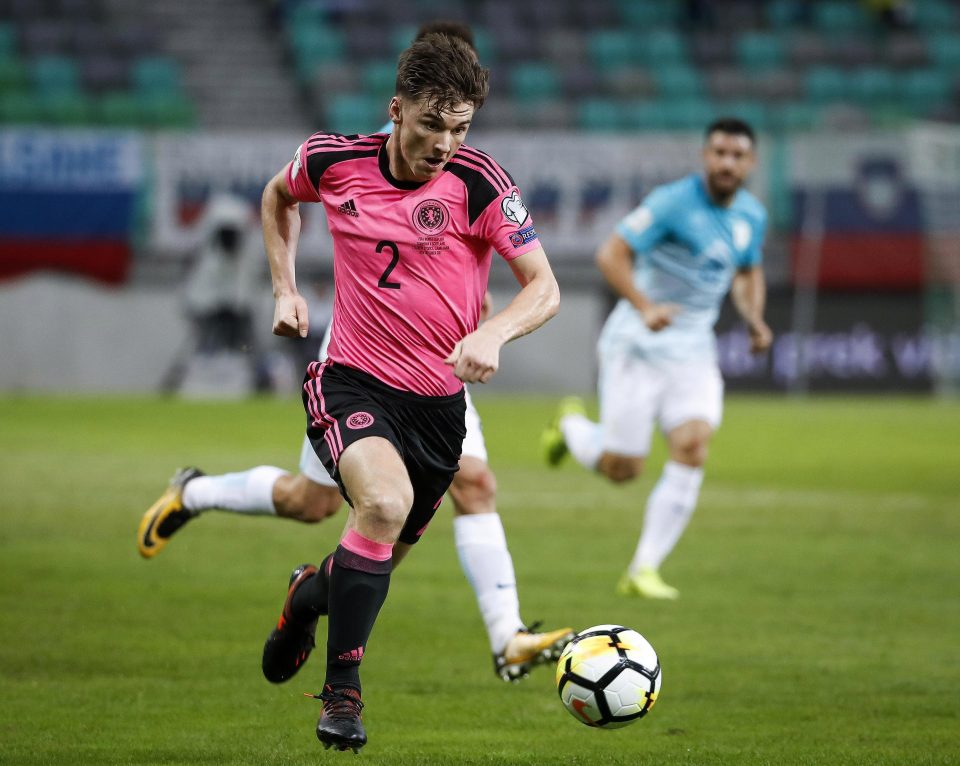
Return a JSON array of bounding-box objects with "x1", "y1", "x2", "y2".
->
[{"x1": 272, "y1": 292, "x2": 309, "y2": 338}]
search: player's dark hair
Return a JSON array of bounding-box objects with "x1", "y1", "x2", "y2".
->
[
  {"x1": 396, "y1": 32, "x2": 489, "y2": 112},
  {"x1": 705, "y1": 117, "x2": 756, "y2": 145},
  {"x1": 414, "y1": 20, "x2": 476, "y2": 52}
]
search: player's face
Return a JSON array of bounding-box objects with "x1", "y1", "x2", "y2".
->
[
  {"x1": 389, "y1": 96, "x2": 474, "y2": 182},
  {"x1": 702, "y1": 132, "x2": 755, "y2": 203}
]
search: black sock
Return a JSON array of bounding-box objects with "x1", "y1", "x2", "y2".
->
[
  {"x1": 324, "y1": 544, "x2": 392, "y2": 692},
  {"x1": 290, "y1": 553, "x2": 334, "y2": 621}
]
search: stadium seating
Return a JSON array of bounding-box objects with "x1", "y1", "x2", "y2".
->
[
  {"x1": 3, "y1": 0, "x2": 959, "y2": 133},
  {"x1": 272, "y1": 0, "x2": 960, "y2": 133},
  {"x1": 0, "y1": 3, "x2": 197, "y2": 128}
]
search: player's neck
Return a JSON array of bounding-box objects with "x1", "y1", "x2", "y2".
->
[{"x1": 704, "y1": 180, "x2": 737, "y2": 208}]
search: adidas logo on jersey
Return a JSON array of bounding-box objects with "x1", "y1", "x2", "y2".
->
[{"x1": 337, "y1": 199, "x2": 359, "y2": 217}]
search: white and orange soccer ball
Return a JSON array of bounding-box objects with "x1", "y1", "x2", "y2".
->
[{"x1": 555, "y1": 624, "x2": 662, "y2": 729}]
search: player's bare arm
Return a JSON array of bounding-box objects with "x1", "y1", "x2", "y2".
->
[
  {"x1": 731, "y1": 266, "x2": 772, "y2": 352},
  {"x1": 261, "y1": 165, "x2": 309, "y2": 338},
  {"x1": 595, "y1": 232, "x2": 678, "y2": 331},
  {"x1": 445, "y1": 246, "x2": 559, "y2": 384}
]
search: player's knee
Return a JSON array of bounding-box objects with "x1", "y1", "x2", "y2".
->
[
  {"x1": 356, "y1": 490, "x2": 411, "y2": 528},
  {"x1": 274, "y1": 475, "x2": 342, "y2": 523},
  {"x1": 673, "y1": 439, "x2": 709, "y2": 467},
  {"x1": 599, "y1": 454, "x2": 644, "y2": 484},
  {"x1": 451, "y1": 459, "x2": 497, "y2": 514}
]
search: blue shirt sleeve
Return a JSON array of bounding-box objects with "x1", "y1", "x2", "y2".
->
[
  {"x1": 739, "y1": 208, "x2": 767, "y2": 269},
  {"x1": 615, "y1": 185, "x2": 676, "y2": 255}
]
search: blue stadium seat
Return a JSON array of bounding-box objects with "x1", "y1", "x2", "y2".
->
[
  {"x1": 0, "y1": 22, "x2": 17, "y2": 59},
  {"x1": 736, "y1": 32, "x2": 785, "y2": 70},
  {"x1": 928, "y1": 34, "x2": 960, "y2": 70},
  {"x1": 805, "y1": 66, "x2": 848, "y2": 103},
  {"x1": 131, "y1": 56, "x2": 182, "y2": 96},
  {"x1": 653, "y1": 65, "x2": 703, "y2": 99},
  {"x1": 30, "y1": 55, "x2": 79, "y2": 95},
  {"x1": 587, "y1": 30, "x2": 637, "y2": 72},
  {"x1": 361, "y1": 60, "x2": 396, "y2": 100},
  {"x1": 325, "y1": 94, "x2": 384, "y2": 135},
  {"x1": 291, "y1": 24, "x2": 346, "y2": 80},
  {"x1": 812, "y1": 1, "x2": 870, "y2": 33},
  {"x1": 577, "y1": 98, "x2": 629, "y2": 132},
  {"x1": 913, "y1": 1, "x2": 956, "y2": 31},
  {"x1": 510, "y1": 62, "x2": 562, "y2": 103},
  {"x1": 847, "y1": 67, "x2": 896, "y2": 104},
  {"x1": 899, "y1": 69, "x2": 952, "y2": 110}
]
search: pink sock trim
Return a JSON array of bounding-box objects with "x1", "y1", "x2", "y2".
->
[{"x1": 341, "y1": 529, "x2": 393, "y2": 561}]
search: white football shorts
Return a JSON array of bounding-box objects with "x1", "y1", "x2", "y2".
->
[
  {"x1": 298, "y1": 385, "x2": 487, "y2": 486},
  {"x1": 598, "y1": 351, "x2": 724, "y2": 457}
]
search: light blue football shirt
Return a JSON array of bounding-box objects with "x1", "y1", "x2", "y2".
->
[{"x1": 599, "y1": 173, "x2": 767, "y2": 363}]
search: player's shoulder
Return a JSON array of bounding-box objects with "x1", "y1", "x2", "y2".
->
[
  {"x1": 301, "y1": 131, "x2": 387, "y2": 178},
  {"x1": 444, "y1": 143, "x2": 517, "y2": 224},
  {"x1": 640, "y1": 174, "x2": 696, "y2": 214},
  {"x1": 731, "y1": 187, "x2": 767, "y2": 225}
]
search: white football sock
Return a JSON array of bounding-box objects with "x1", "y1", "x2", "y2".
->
[
  {"x1": 630, "y1": 461, "x2": 704, "y2": 573},
  {"x1": 560, "y1": 413, "x2": 603, "y2": 470},
  {"x1": 453, "y1": 513, "x2": 524, "y2": 654},
  {"x1": 181, "y1": 466, "x2": 286, "y2": 515}
]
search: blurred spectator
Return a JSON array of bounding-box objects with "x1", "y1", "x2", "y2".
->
[
  {"x1": 862, "y1": 0, "x2": 915, "y2": 29},
  {"x1": 162, "y1": 193, "x2": 265, "y2": 395},
  {"x1": 182, "y1": 193, "x2": 261, "y2": 354}
]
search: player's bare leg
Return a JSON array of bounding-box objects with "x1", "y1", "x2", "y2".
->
[{"x1": 138, "y1": 468, "x2": 342, "y2": 558}]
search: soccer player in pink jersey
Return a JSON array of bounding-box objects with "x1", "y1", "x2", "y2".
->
[
  {"x1": 138, "y1": 22, "x2": 573, "y2": 694},
  {"x1": 228, "y1": 34, "x2": 556, "y2": 752}
]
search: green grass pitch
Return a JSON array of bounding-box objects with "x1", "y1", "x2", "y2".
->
[{"x1": 1, "y1": 394, "x2": 958, "y2": 765}]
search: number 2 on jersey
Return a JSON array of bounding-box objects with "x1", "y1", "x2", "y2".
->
[{"x1": 376, "y1": 240, "x2": 401, "y2": 289}]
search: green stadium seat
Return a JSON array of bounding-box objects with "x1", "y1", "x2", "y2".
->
[
  {"x1": 637, "y1": 30, "x2": 687, "y2": 66},
  {"x1": 657, "y1": 98, "x2": 715, "y2": 131},
  {"x1": 577, "y1": 98, "x2": 628, "y2": 132},
  {"x1": 847, "y1": 67, "x2": 896, "y2": 104},
  {"x1": 736, "y1": 32, "x2": 785, "y2": 70},
  {"x1": 0, "y1": 23, "x2": 17, "y2": 60},
  {"x1": 813, "y1": 2, "x2": 870, "y2": 33},
  {"x1": 653, "y1": 65, "x2": 703, "y2": 99},
  {"x1": 96, "y1": 91, "x2": 142, "y2": 126},
  {"x1": 717, "y1": 100, "x2": 769, "y2": 131},
  {"x1": 587, "y1": 30, "x2": 637, "y2": 72},
  {"x1": 805, "y1": 66, "x2": 848, "y2": 103},
  {"x1": 138, "y1": 92, "x2": 197, "y2": 129},
  {"x1": 629, "y1": 101, "x2": 669, "y2": 132},
  {"x1": 769, "y1": 102, "x2": 820, "y2": 132},
  {"x1": 928, "y1": 34, "x2": 960, "y2": 70},
  {"x1": 132, "y1": 56, "x2": 183, "y2": 96},
  {"x1": 615, "y1": 0, "x2": 676, "y2": 28},
  {"x1": 291, "y1": 25, "x2": 346, "y2": 80},
  {"x1": 40, "y1": 91, "x2": 94, "y2": 125},
  {"x1": 361, "y1": 60, "x2": 396, "y2": 100},
  {"x1": 899, "y1": 69, "x2": 952, "y2": 111},
  {"x1": 325, "y1": 94, "x2": 384, "y2": 134},
  {"x1": 471, "y1": 28, "x2": 496, "y2": 65},
  {"x1": 765, "y1": 0, "x2": 804, "y2": 28},
  {"x1": 509, "y1": 62, "x2": 562, "y2": 103},
  {"x1": 30, "y1": 55, "x2": 80, "y2": 95},
  {"x1": 389, "y1": 26, "x2": 418, "y2": 58},
  {"x1": 0, "y1": 92, "x2": 43, "y2": 124},
  {"x1": 913, "y1": 1, "x2": 956, "y2": 31},
  {"x1": 287, "y1": 3, "x2": 328, "y2": 32},
  {"x1": 0, "y1": 58, "x2": 27, "y2": 91}
]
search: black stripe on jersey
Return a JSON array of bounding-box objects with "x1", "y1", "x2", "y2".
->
[
  {"x1": 305, "y1": 148, "x2": 380, "y2": 187},
  {"x1": 443, "y1": 158, "x2": 505, "y2": 226},
  {"x1": 457, "y1": 145, "x2": 514, "y2": 190}
]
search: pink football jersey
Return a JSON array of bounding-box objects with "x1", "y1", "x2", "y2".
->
[{"x1": 286, "y1": 132, "x2": 541, "y2": 395}]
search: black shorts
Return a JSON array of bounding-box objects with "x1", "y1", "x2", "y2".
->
[{"x1": 302, "y1": 361, "x2": 466, "y2": 545}]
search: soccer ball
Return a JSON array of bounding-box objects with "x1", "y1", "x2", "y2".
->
[{"x1": 555, "y1": 624, "x2": 662, "y2": 729}]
